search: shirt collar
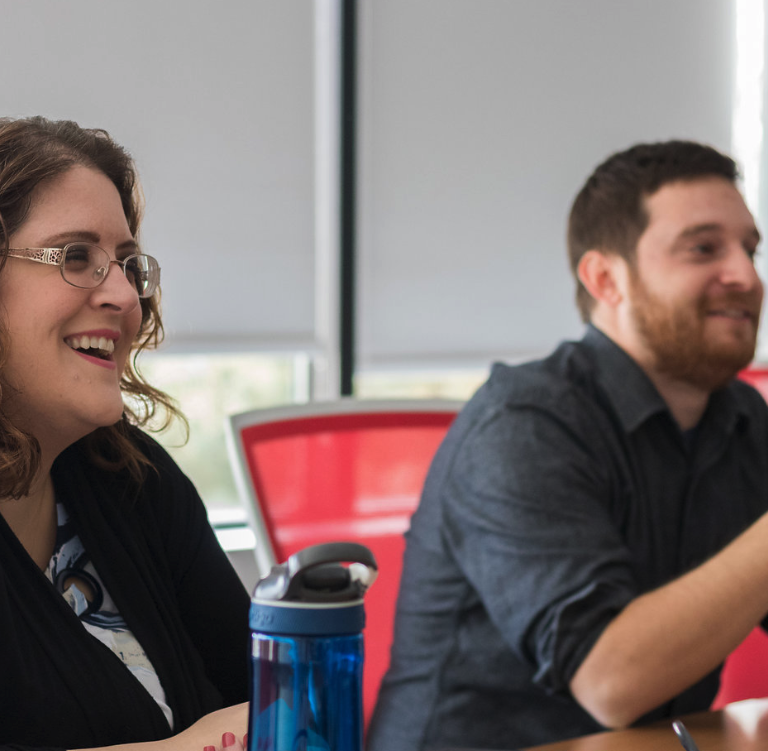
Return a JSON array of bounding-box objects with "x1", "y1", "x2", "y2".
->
[
  {"x1": 580, "y1": 324, "x2": 678, "y2": 433},
  {"x1": 580, "y1": 324, "x2": 749, "y2": 437}
]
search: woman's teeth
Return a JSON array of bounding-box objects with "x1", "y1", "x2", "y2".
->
[{"x1": 65, "y1": 335, "x2": 115, "y2": 356}]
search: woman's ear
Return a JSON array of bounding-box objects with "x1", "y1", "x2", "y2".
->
[{"x1": 577, "y1": 250, "x2": 626, "y2": 309}]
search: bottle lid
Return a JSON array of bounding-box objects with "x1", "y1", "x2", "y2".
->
[{"x1": 250, "y1": 542, "x2": 378, "y2": 636}]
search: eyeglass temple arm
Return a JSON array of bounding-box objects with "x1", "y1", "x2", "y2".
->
[{"x1": 6, "y1": 248, "x2": 64, "y2": 265}]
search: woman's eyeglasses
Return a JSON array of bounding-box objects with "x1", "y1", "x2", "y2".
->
[{"x1": 5, "y1": 242, "x2": 161, "y2": 298}]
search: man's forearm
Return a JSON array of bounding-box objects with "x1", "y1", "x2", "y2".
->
[{"x1": 570, "y1": 510, "x2": 768, "y2": 728}]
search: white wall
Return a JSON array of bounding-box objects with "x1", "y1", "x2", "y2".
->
[{"x1": 357, "y1": 0, "x2": 735, "y2": 369}]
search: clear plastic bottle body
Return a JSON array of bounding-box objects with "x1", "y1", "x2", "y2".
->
[{"x1": 247, "y1": 631, "x2": 364, "y2": 751}]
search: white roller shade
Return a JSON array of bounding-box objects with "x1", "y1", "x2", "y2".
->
[
  {"x1": 1, "y1": 1, "x2": 316, "y2": 353},
  {"x1": 357, "y1": 0, "x2": 735, "y2": 369}
]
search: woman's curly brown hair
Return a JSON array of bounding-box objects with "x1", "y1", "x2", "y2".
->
[{"x1": 0, "y1": 116, "x2": 185, "y2": 498}]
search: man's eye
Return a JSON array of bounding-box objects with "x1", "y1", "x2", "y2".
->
[
  {"x1": 745, "y1": 244, "x2": 759, "y2": 261},
  {"x1": 692, "y1": 243, "x2": 716, "y2": 256}
]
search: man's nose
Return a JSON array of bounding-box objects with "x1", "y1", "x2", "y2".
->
[{"x1": 720, "y1": 245, "x2": 762, "y2": 289}]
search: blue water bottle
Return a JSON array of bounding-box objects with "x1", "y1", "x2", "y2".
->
[{"x1": 247, "y1": 542, "x2": 378, "y2": 751}]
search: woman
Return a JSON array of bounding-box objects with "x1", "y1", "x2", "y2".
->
[{"x1": 0, "y1": 117, "x2": 250, "y2": 750}]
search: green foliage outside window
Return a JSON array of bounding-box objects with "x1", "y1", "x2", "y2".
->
[{"x1": 134, "y1": 353, "x2": 299, "y2": 514}]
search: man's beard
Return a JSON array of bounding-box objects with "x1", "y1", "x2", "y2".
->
[{"x1": 629, "y1": 271, "x2": 761, "y2": 392}]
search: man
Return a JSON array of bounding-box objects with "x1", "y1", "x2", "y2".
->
[{"x1": 366, "y1": 141, "x2": 768, "y2": 751}]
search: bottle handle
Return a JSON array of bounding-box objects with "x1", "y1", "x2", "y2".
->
[
  {"x1": 287, "y1": 541, "x2": 378, "y2": 577},
  {"x1": 255, "y1": 542, "x2": 378, "y2": 602}
]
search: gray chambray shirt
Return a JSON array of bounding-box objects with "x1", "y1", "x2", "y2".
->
[{"x1": 367, "y1": 325, "x2": 768, "y2": 751}]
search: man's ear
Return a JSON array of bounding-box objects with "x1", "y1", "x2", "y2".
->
[{"x1": 577, "y1": 250, "x2": 625, "y2": 309}]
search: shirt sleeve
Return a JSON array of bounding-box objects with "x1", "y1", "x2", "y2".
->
[{"x1": 441, "y1": 400, "x2": 638, "y2": 693}]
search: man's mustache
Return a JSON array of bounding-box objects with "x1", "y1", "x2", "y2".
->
[{"x1": 701, "y1": 290, "x2": 763, "y2": 319}]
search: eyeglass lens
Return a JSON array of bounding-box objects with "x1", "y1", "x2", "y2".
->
[{"x1": 62, "y1": 243, "x2": 159, "y2": 298}]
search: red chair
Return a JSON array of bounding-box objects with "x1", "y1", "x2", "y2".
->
[
  {"x1": 225, "y1": 398, "x2": 462, "y2": 726},
  {"x1": 711, "y1": 367, "x2": 768, "y2": 708}
]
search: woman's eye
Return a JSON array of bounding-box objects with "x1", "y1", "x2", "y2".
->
[{"x1": 63, "y1": 244, "x2": 93, "y2": 268}]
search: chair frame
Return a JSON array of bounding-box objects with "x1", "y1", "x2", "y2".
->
[{"x1": 225, "y1": 397, "x2": 464, "y2": 576}]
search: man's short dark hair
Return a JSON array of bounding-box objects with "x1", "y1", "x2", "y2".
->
[{"x1": 567, "y1": 140, "x2": 740, "y2": 322}]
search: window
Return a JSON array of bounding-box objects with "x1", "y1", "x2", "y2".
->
[
  {"x1": 135, "y1": 351, "x2": 307, "y2": 527},
  {"x1": 355, "y1": 368, "x2": 486, "y2": 401}
]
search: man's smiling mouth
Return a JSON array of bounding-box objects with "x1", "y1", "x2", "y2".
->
[
  {"x1": 709, "y1": 309, "x2": 752, "y2": 317},
  {"x1": 705, "y1": 309, "x2": 758, "y2": 324}
]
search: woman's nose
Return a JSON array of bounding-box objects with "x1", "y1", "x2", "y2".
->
[{"x1": 90, "y1": 260, "x2": 141, "y2": 313}]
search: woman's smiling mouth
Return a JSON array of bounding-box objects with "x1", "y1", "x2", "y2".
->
[{"x1": 64, "y1": 334, "x2": 117, "y2": 363}]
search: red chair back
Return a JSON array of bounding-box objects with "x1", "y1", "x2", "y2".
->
[
  {"x1": 711, "y1": 367, "x2": 768, "y2": 708},
  {"x1": 226, "y1": 399, "x2": 461, "y2": 726}
]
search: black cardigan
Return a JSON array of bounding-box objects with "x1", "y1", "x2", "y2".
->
[{"x1": 0, "y1": 428, "x2": 251, "y2": 751}]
